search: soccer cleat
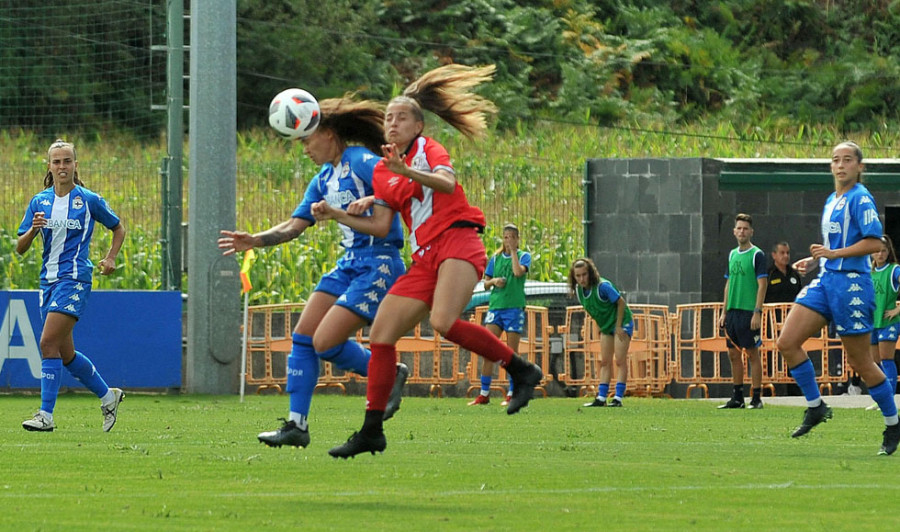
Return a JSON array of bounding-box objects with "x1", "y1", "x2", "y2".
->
[
  {"x1": 328, "y1": 430, "x2": 387, "y2": 459},
  {"x1": 383, "y1": 363, "x2": 409, "y2": 421},
  {"x1": 505, "y1": 357, "x2": 543, "y2": 415},
  {"x1": 583, "y1": 397, "x2": 606, "y2": 407},
  {"x1": 608, "y1": 398, "x2": 623, "y2": 407},
  {"x1": 866, "y1": 402, "x2": 880, "y2": 411},
  {"x1": 500, "y1": 394, "x2": 512, "y2": 406},
  {"x1": 468, "y1": 394, "x2": 490, "y2": 406},
  {"x1": 22, "y1": 411, "x2": 55, "y2": 432},
  {"x1": 748, "y1": 399, "x2": 764, "y2": 409},
  {"x1": 791, "y1": 401, "x2": 833, "y2": 438},
  {"x1": 718, "y1": 398, "x2": 745, "y2": 409},
  {"x1": 101, "y1": 388, "x2": 125, "y2": 432},
  {"x1": 879, "y1": 423, "x2": 900, "y2": 456},
  {"x1": 258, "y1": 418, "x2": 310, "y2": 448}
]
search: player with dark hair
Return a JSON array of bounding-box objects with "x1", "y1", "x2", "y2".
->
[
  {"x1": 313, "y1": 64, "x2": 544, "y2": 458},
  {"x1": 219, "y1": 96, "x2": 408, "y2": 449},
  {"x1": 17, "y1": 139, "x2": 126, "y2": 432},
  {"x1": 718, "y1": 213, "x2": 768, "y2": 409},
  {"x1": 777, "y1": 141, "x2": 900, "y2": 455},
  {"x1": 868, "y1": 234, "x2": 900, "y2": 408}
]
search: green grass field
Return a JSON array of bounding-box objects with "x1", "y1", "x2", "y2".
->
[{"x1": 1, "y1": 393, "x2": 896, "y2": 531}]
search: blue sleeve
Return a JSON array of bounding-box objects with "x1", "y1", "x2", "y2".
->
[
  {"x1": 892, "y1": 265, "x2": 900, "y2": 293},
  {"x1": 484, "y1": 255, "x2": 496, "y2": 278},
  {"x1": 754, "y1": 250, "x2": 767, "y2": 278},
  {"x1": 598, "y1": 281, "x2": 621, "y2": 303},
  {"x1": 291, "y1": 171, "x2": 325, "y2": 223},
  {"x1": 17, "y1": 199, "x2": 36, "y2": 236},
  {"x1": 519, "y1": 251, "x2": 532, "y2": 271},
  {"x1": 854, "y1": 192, "x2": 883, "y2": 240},
  {"x1": 86, "y1": 189, "x2": 121, "y2": 230}
]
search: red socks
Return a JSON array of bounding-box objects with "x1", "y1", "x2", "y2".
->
[
  {"x1": 444, "y1": 319, "x2": 514, "y2": 366},
  {"x1": 365, "y1": 343, "x2": 397, "y2": 411}
]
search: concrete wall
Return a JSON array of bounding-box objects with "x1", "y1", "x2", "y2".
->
[{"x1": 585, "y1": 157, "x2": 900, "y2": 310}]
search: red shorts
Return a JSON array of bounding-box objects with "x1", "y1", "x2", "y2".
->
[{"x1": 388, "y1": 227, "x2": 487, "y2": 308}]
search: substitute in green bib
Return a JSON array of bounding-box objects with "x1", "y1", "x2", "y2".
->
[
  {"x1": 469, "y1": 224, "x2": 532, "y2": 406},
  {"x1": 717, "y1": 213, "x2": 767, "y2": 410},
  {"x1": 569, "y1": 258, "x2": 633, "y2": 408},
  {"x1": 869, "y1": 235, "x2": 900, "y2": 405}
]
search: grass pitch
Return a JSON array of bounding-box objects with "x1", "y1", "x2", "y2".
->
[{"x1": 1, "y1": 393, "x2": 896, "y2": 531}]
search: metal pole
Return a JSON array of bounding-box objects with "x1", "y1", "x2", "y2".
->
[
  {"x1": 164, "y1": 0, "x2": 184, "y2": 291},
  {"x1": 185, "y1": 0, "x2": 241, "y2": 393}
]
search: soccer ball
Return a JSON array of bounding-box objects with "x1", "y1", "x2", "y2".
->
[{"x1": 267, "y1": 88, "x2": 320, "y2": 139}]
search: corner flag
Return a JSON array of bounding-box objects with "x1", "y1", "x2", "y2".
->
[{"x1": 240, "y1": 249, "x2": 256, "y2": 294}]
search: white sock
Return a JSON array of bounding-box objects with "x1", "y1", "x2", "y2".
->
[
  {"x1": 807, "y1": 397, "x2": 823, "y2": 408},
  {"x1": 40, "y1": 410, "x2": 53, "y2": 422},
  {"x1": 100, "y1": 389, "x2": 115, "y2": 406},
  {"x1": 289, "y1": 412, "x2": 308, "y2": 430}
]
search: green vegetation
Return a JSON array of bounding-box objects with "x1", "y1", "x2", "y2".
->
[
  {"x1": 1, "y1": 394, "x2": 897, "y2": 531},
  {"x1": 3, "y1": 122, "x2": 899, "y2": 303}
]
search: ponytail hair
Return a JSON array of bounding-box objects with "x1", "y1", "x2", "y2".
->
[
  {"x1": 317, "y1": 95, "x2": 385, "y2": 154},
  {"x1": 392, "y1": 64, "x2": 498, "y2": 140},
  {"x1": 44, "y1": 138, "x2": 84, "y2": 188}
]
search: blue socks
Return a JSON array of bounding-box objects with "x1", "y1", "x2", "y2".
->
[
  {"x1": 789, "y1": 359, "x2": 822, "y2": 406},
  {"x1": 870, "y1": 379, "x2": 899, "y2": 419},
  {"x1": 317, "y1": 340, "x2": 370, "y2": 376},
  {"x1": 882, "y1": 359, "x2": 898, "y2": 395},
  {"x1": 287, "y1": 334, "x2": 319, "y2": 418},
  {"x1": 65, "y1": 351, "x2": 110, "y2": 398},
  {"x1": 597, "y1": 383, "x2": 610, "y2": 401},
  {"x1": 480, "y1": 375, "x2": 491, "y2": 394},
  {"x1": 40, "y1": 358, "x2": 62, "y2": 414},
  {"x1": 615, "y1": 381, "x2": 626, "y2": 399}
]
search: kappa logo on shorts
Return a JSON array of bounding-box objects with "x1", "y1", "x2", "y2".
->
[
  {"x1": 847, "y1": 283, "x2": 863, "y2": 292},
  {"x1": 850, "y1": 310, "x2": 864, "y2": 318},
  {"x1": 70, "y1": 294, "x2": 80, "y2": 302},
  {"x1": 853, "y1": 322, "x2": 865, "y2": 330},
  {"x1": 850, "y1": 297, "x2": 864, "y2": 306},
  {"x1": 50, "y1": 301, "x2": 58, "y2": 307},
  {"x1": 75, "y1": 283, "x2": 84, "y2": 291},
  {"x1": 356, "y1": 302, "x2": 371, "y2": 314},
  {"x1": 373, "y1": 278, "x2": 387, "y2": 289},
  {"x1": 64, "y1": 304, "x2": 76, "y2": 312},
  {"x1": 364, "y1": 290, "x2": 379, "y2": 302},
  {"x1": 377, "y1": 264, "x2": 392, "y2": 275},
  {"x1": 847, "y1": 272, "x2": 860, "y2": 279}
]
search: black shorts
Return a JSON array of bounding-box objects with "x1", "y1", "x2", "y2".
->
[{"x1": 724, "y1": 309, "x2": 761, "y2": 349}]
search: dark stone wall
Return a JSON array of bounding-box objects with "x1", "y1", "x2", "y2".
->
[{"x1": 585, "y1": 157, "x2": 900, "y2": 310}]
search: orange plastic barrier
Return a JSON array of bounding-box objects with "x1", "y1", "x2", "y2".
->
[
  {"x1": 761, "y1": 302, "x2": 847, "y2": 395},
  {"x1": 358, "y1": 323, "x2": 464, "y2": 397},
  {"x1": 557, "y1": 304, "x2": 672, "y2": 397},
  {"x1": 465, "y1": 305, "x2": 554, "y2": 397}
]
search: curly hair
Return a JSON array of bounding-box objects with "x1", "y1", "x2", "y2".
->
[
  {"x1": 317, "y1": 95, "x2": 385, "y2": 154},
  {"x1": 392, "y1": 64, "x2": 498, "y2": 140}
]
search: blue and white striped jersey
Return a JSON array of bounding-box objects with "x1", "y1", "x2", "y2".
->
[
  {"x1": 292, "y1": 146, "x2": 404, "y2": 250},
  {"x1": 820, "y1": 182, "x2": 882, "y2": 273},
  {"x1": 18, "y1": 185, "x2": 121, "y2": 285}
]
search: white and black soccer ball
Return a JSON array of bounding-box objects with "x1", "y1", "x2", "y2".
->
[{"x1": 267, "y1": 88, "x2": 320, "y2": 139}]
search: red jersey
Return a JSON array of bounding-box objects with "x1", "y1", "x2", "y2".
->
[{"x1": 373, "y1": 136, "x2": 485, "y2": 253}]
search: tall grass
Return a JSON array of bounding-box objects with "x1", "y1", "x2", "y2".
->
[{"x1": 2, "y1": 121, "x2": 898, "y2": 302}]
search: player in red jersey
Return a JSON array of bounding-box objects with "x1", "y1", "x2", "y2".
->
[{"x1": 313, "y1": 64, "x2": 543, "y2": 458}]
